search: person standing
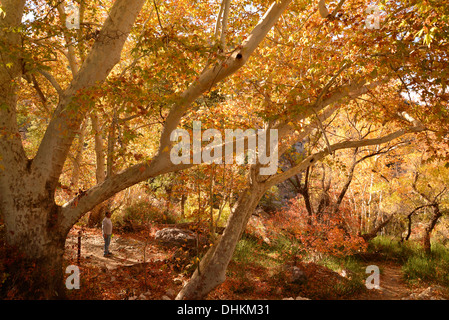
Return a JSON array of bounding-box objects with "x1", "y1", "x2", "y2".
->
[{"x1": 102, "y1": 211, "x2": 113, "y2": 256}]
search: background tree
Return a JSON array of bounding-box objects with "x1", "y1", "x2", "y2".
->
[{"x1": 0, "y1": 0, "x2": 448, "y2": 299}]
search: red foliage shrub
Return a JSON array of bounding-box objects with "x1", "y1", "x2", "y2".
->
[{"x1": 269, "y1": 197, "x2": 367, "y2": 258}]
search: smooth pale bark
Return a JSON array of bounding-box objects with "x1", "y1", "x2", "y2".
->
[
  {"x1": 360, "y1": 214, "x2": 394, "y2": 241},
  {"x1": 0, "y1": 0, "x2": 146, "y2": 298},
  {"x1": 175, "y1": 78, "x2": 413, "y2": 300},
  {"x1": 69, "y1": 121, "x2": 88, "y2": 190},
  {"x1": 176, "y1": 173, "x2": 267, "y2": 300},
  {"x1": 60, "y1": 72, "x2": 376, "y2": 230},
  {"x1": 266, "y1": 126, "x2": 423, "y2": 189},
  {"x1": 32, "y1": 0, "x2": 147, "y2": 192},
  {"x1": 0, "y1": 0, "x2": 426, "y2": 299},
  {"x1": 88, "y1": 112, "x2": 108, "y2": 227},
  {"x1": 176, "y1": 123, "x2": 424, "y2": 300},
  {"x1": 91, "y1": 112, "x2": 106, "y2": 184},
  {"x1": 60, "y1": 0, "x2": 294, "y2": 229}
]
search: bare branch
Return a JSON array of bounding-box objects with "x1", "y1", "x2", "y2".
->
[
  {"x1": 266, "y1": 125, "x2": 424, "y2": 188},
  {"x1": 37, "y1": 69, "x2": 63, "y2": 95}
]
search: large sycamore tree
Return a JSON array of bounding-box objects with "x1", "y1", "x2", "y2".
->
[{"x1": 0, "y1": 0, "x2": 447, "y2": 299}]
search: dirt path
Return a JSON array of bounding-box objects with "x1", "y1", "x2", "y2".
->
[
  {"x1": 64, "y1": 225, "x2": 169, "y2": 271},
  {"x1": 64, "y1": 226, "x2": 448, "y2": 300},
  {"x1": 354, "y1": 261, "x2": 448, "y2": 300},
  {"x1": 355, "y1": 262, "x2": 411, "y2": 300}
]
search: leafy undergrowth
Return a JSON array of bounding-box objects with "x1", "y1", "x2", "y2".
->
[
  {"x1": 62, "y1": 225, "x2": 368, "y2": 300},
  {"x1": 369, "y1": 236, "x2": 449, "y2": 288},
  {"x1": 66, "y1": 258, "x2": 181, "y2": 300},
  {"x1": 210, "y1": 260, "x2": 367, "y2": 300}
]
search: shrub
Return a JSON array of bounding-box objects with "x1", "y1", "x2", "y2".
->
[
  {"x1": 268, "y1": 197, "x2": 367, "y2": 258},
  {"x1": 121, "y1": 201, "x2": 177, "y2": 226},
  {"x1": 370, "y1": 236, "x2": 449, "y2": 287},
  {"x1": 401, "y1": 245, "x2": 449, "y2": 287}
]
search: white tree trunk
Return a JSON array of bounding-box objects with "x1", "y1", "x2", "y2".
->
[
  {"x1": 0, "y1": 0, "x2": 146, "y2": 298},
  {"x1": 176, "y1": 178, "x2": 267, "y2": 300}
]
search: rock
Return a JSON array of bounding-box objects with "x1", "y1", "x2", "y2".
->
[
  {"x1": 155, "y1": 228, "x2": 197, "y2": 248},
  {"x1": 415, "y1": 286, "x2": 447, "y2": 300},
  {"x1": 282, "y1": 297, "x2": 294, "y2": 300},
  {"x1": 339, "y1": 269, "x2": 355, "y2": 279},
  {"x1": 404, "y1": 286, "x2": 448, "y2": 300},
  {"x1": 295, "y1": 296, "x2": 310, "y2": 300},
  {"x1": 247, "y1": 211, "x2": 271, "y2": 245},
  {"x1": 162, "y1": 295, "x2": 171, "y2": 300},
  {"x1": 290, "y1": 266, "x2": 307, "y2": 285},
  {"x1": 165, "y1": 288, "x2": 177, "y2": 299},
  {"x1": 136, "y1": 291, "x2": 152, "y2": 299}
]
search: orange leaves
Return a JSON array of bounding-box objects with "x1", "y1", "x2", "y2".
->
[{"x1": 269, "y1": 197, "x2": 367, "y2": 258}]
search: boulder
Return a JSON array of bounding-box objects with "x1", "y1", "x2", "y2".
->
[
  {"x1": 155, "y1": 228, "x2": 197, "y2": 248},
  {"x1": 276, "y1": 264, "x2": 307, "y2": 287},
  {"x1": 165, "y1": 288, "x2": 177, "y2": 299},
  {"x1": 405, "y1": 286, "x2": 448, "y2": 300},
  {"x1": 291, "y1": 266, "x2": 307, "y2": 284}
]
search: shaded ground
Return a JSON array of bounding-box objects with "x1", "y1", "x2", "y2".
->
[
  {"x1": 352, "y1": 262, "x2": 413, "y2": 300},
  {"x1": 64, "y1": 225, "x2": 185, "y2": 300},
  {"x1": 65, "y1": 225, "x2": 168, "y2": 270},
  {"x1": 63, "y1": 225, "x2": 449, "y2": 300},
  {"x1": 352, "y1": 261, "x2": 449, "y2": 300}
]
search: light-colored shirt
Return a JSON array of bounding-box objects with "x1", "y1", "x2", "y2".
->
[{"x1": 102, "y1": 217, "x2": 112, "y2": 235}]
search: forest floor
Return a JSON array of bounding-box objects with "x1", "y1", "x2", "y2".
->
[
  {"x1": 64, "y1": 224, "x2": 449, "y2": 300},
  {"x1": 350, "y1": 261, "x2": 434, "y2": 300}
]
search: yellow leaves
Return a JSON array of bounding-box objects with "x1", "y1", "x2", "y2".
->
[{"x1": 318, "y1": 0, "x2": 329, "y2": 18}]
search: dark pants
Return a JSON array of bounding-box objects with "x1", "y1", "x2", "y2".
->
[{"x1": 103, "y1": 234, "x2": 111, "y2": 255}]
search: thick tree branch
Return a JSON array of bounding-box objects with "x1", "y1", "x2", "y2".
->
[
  {"x1": 37, "y1": 69, "x2": 63, "y2": 96},
  {"x1": 0, "y1": 0, "x2": 28, "y2": 174},
  {"x1": 32, "y1": 0, "x2": 146, "y2": 189},
  {"x1": 266, "y1": 126, "x2": 424, "y2": 188},
  {"x1": 58, "y1": 0, "x2": 293, "y2": 230}
]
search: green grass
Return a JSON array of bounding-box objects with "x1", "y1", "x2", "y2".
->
[
  {"x1": 116, "y1": 200, "x2": 178, "y2": 228},
  {"x1": 233, "y1": 234, "x2": 280, "y2": 269},
  {"x1": 368, "y1": 236, "x2": 449, "y2": 288},
  {"x1": 317, "y1": 255, "x2": 367, "y2": 295},
  {"x1": 368, "y1": 236, "x2": 422, "y2": 263},
  {"x1": 231, "y1": 231, "x2": 449, "y2": 298}
]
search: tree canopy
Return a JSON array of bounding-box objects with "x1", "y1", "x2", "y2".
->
[{"x1": 0, "y1": 0, "x2": 448, "y2": 300}]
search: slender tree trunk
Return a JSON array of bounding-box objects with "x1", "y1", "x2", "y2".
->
[
  {"x1": 360, "y1": 214, "x2": 393, "y2": 241},
  {"x1": 176, "y1": 178, "x2": 266, "y2": 300},
  {"x1": 70, "y1": 121, "x2": 88, "y2": 191},
  {"x1": 88, "y1": 112, "x2": 107, "y2": 227},
  {"x1": 180, "y1": 193, "x2": 186, "y2": 219},
  {"x1": 422, "y1": 204, "x2": 442, "y2": 254}
]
